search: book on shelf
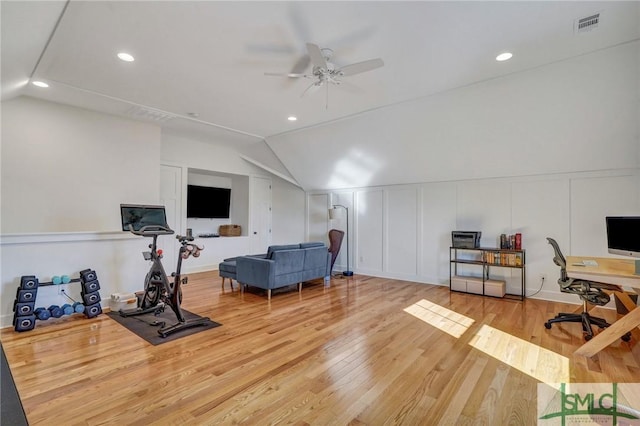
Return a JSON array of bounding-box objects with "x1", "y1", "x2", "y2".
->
[{"x1": 499, "y1": 232, "x2": 523, "y2": 250}]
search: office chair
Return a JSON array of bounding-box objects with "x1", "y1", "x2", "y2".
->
[
  {"x1": 328, "y1": 229, "x2": 345, "y2": 275},
  {"x1": 544, "y1": 237, "x2": 631, "y2": 342}
]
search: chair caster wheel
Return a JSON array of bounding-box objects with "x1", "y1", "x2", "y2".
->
[
  {"x1": 544, "y1": 322, "x2": 552, "y2": 329},
  {"x1": 622, "y1": 334, "x2": 632, "y2": 342},
  {"x1": 584, "y1": 334, "x2": 593, "y2": 341}
]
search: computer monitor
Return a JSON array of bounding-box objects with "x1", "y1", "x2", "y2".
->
[
  {"x1": 606, "y1": 216, "x2": 640, "y2": 258},
  {"x1": 120, "y1": 204, "x2": 168, "y2": 232}
]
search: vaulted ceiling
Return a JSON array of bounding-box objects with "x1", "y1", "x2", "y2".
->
[{"x1": 2, "y1": 1, "x2": 639, "y2": 188}]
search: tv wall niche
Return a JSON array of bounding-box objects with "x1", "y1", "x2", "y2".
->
[{"x1": 186, "y1": 170, "x2": 249, "y2": 236}]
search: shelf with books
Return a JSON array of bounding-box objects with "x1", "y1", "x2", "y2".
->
[{"x1": 449, "y1": 247, "x2": 526, "y2": 300}]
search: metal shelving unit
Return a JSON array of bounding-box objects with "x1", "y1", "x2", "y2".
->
[{"x1": 449, "y1": 247, "x2": 526, "y2": 300}]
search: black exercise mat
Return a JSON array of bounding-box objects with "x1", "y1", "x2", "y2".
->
[
  {"x1": 1, "y1": 343, "x2": 29, "y2": 426},
  {"x1": 107, "y1": 308, "x2": 221, "y2": 345}
]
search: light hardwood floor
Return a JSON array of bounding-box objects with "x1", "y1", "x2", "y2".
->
[{"x1": 2, "y1": 272, "x2": 640, "y2": 425}]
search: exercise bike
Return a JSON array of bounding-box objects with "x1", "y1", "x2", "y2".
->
[{"x1": 120, "y1": 224, "x2": 210, "y2": 337}]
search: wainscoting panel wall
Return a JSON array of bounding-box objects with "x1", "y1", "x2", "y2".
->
[
  {"x1": 308, "y1": 194, "x2": 330, "y2": 245},
  {"x1": 420, "y1": 182, "x2": 457, "y2": 285},
  {"x1": 455, "y1": 180, "x2": 512, "y2": 283},
  {"x1": 307, "y1": 170, "x2": 639, "y2": 304},
  {"x1": 511, "y1": 178, "x2": 570, "y2": 298},
  {"x1": 570, "y1": 175, "x2": 639, "y2": 257},
  {"x1": 385, "y1": 186, "x2": 418, "y2": 277},
  {"x1": 328, "y1": 192, "x2": 354, "y2": 273},
  {"x1": 355, "y1": 189, "x2": 384, "y2": 274}
]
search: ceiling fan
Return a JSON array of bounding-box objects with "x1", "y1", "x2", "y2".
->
[{"x1": 265, "y1": 43, "x2": 384, "y2": 108}]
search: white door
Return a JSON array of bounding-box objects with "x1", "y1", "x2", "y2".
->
[
  {"x1": 160, "y1": 165, "x2": 182, "y2": 270},
  {"x1": 251, "y1": 176, "x2": 272, "y2": 253}
]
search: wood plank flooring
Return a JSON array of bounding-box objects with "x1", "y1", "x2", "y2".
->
[{"x1": 2, "y1": 272, "x2": 640, "y2": 425}]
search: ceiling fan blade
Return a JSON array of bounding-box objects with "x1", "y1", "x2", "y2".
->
[
  {"x1": 264, "y1": 72, "x2": 306, "y2": 78},
  {"x1": 290, "y1": 55, "x2": 311, "y2": 75},
  {"x1": 338, "y1": 58, "x2": 384, "y2": 76},
  {"x1": 306, "y1": 43, "x2": 327, "y2": 70},
  {"x1": 301, "y1": 81, "x2": 323, "y2": 97}
]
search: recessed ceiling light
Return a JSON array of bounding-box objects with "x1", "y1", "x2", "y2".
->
[
  {"x1": 287, "y1": 116, "x2": 297, "y2": 121},
  {"x1": 496, "y1": 52, "x2": 513, "y2": 62},
  {"x1": 32, "y1": 81, "x2": 49, "y2": 88},
  {"x1": 117, "y1": 52, "x2": 135, "y2": 62}
]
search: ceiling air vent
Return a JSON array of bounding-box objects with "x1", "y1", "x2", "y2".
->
[
  {"x1": 125, "y1": 105, "x2": 175, "y2": 123},
  {"x1": 574, "y1": 13, "x2": 600, "y2": 34}
]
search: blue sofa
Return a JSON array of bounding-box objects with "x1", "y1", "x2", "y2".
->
[{"x1": 229, "y1": 242, "x2": 330, "y2": 300}]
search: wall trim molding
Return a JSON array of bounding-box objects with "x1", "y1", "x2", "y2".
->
[{"x1": 0, "y1": 231, "x2": 137, "y2": 246}]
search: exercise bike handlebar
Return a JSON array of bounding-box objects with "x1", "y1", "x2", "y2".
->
[{"x1": 127, "y1": 224, "x2": 175, "y2": 236}]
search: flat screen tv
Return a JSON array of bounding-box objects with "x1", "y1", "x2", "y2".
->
[
  {"x1": 187, "y1": 185, "x2": 231, "y2": 219},
  {"x1": 120, "y1": 204, "x2": 168, "y2": 231},
  {"x1": 606, "y1": 216, "x2": 640, "y2": 258}
]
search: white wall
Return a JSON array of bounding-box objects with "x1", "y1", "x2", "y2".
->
[
  {"x1": 0, "y1": 97, "x2": 162, "y2": 327},
  {"x1": 269, "y1": 41, "x2": 639, "y2": 191},
  {"x1": 1, "y1": 96, "x2": 161, "y2": 233},
  {"x1": 308, "y1": 170, "x2": 640, "y2": 304},
  {"x1": 161, "y1": 132, "x2": 306, "y2": 272},
  {"x1": 271, "y1": 176, "x2": 305, "y2": 245},
  {"x1": 301, "y1": 40, "x2": 639, "y2": 304},
  {"x1": 0, "y1": 97, "x2": 306, "y2": 327}
]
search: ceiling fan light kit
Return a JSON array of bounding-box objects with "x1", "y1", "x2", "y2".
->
[{"x1": 265, "y1": 42, "x2": 384, "y2": 108}]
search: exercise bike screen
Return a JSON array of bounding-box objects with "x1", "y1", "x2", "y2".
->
[{"x1": 120, "y1": 204, "x2": 169, "y2": 232}]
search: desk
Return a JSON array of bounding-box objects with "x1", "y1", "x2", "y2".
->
[{"x1": 566, "y1": 256, "x2": 640, "y2": 357}]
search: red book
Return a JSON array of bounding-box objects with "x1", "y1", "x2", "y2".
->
[{"x1": 515, "y1": 233, "x2": 522, "y2": 250}]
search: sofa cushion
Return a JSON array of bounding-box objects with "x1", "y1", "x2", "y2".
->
[
  {"x1": 300, "y1": 241, "x2": 325, "y2": 249},
  {"x1": 266, "y1": 244, "x2": 300, "y2": 259},
  {"x1": 303, "y1": 246, "x2": 329, "y2": 270},
  {"x1": 219, "y1": 259, "x2": 237, "y2": 279},
  {"x1": 302, "y1": 245, "x2": 330, "y2": 282},
  {"x1": 272, "y1": 249, "x2": 305, "y2": 275}
]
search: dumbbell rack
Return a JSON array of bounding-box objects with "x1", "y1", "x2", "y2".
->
[{"x1": 12, "y1": 269, "x2": 103, "y2": 332}]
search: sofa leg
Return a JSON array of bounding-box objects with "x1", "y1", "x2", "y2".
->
[
  {"x1": 221, "y1": 277, "x2": 236, "y2": 291},
  {"x1": 267, "y1": 289, "x2": 271, "y2": 300},
  {"x1": 298, "y1": 282, "x2": 302, "y2": 292}
]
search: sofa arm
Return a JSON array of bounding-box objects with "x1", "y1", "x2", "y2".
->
[{"x1": 236, "y1": 256, "x2": 276, "y2": 288}]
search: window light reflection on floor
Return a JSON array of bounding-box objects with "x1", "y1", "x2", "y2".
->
[
  {"x1": 403, "y1": 299, "x2": 475, "y2": 338},
  {"x1": 469, "y1": 324, "x2": 570, "y2": 384},
  {"x1": 404, "y1": 299, "x2": 570, "y2": 385}
]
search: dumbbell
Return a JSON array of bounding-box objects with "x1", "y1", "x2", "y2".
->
[
  {"x1": 61, "y1": 304, "x2": 74, "y2": 316},
  {"x1": 84, "y1": 303, "x2": 102, "y2": 319},
  {"x1": 80, "y1": 269, "x2": 97, "y2": 283},
  {"x1": 48, "y1": 305, "x2": 64, "y2": 318},
  {"x1": 13, "y1": 301, "x2": 35, "y2": 316},
  {"x1": 35, "y1": 307, "x2": 51, "y2": 321},
  {"x1": 73, "y1": 302, "x2": 85, "y2": 313},
  {"x1": 82, "y1": 291, "x2": 101, "y2": 305},
  {"x1": 14, "y1": 315, "x2": 36, "y2": 332},
  {"x1": 51, "y1": 275, "x2": 71, "y2": 285},
  {"x1": 16, "y1": 288, "x2": 36, "y2": 303},
  {"x1": 20, "y1": 276, "x2": 39, "y2": 290}
]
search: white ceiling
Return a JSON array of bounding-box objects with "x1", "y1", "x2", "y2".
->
[{"x1": 2, "y1": 1, "x2": 639, "y2": 144}]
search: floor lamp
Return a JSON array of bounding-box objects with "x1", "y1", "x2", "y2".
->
[{"x1": 329, "y1": 204, "x2": 353, "y2": 276}]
